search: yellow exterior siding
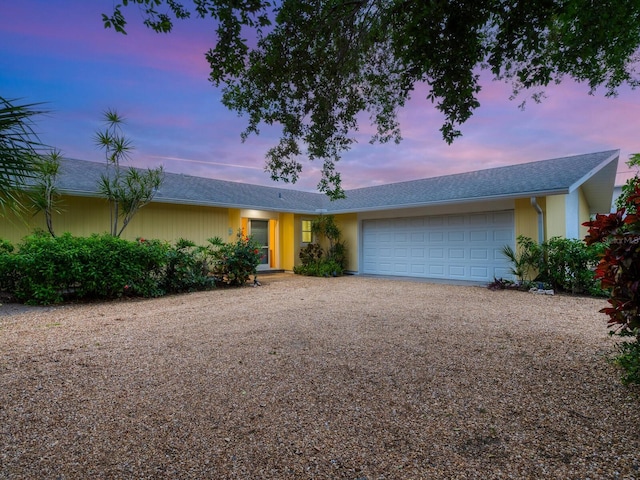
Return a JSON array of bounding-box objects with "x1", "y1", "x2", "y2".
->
[
  {"x1": 0, "y1": 195, "x2": 112, "y2": 244},
  {"x1": 0, "y1": 195, "x2": 231, "y2": 246},
  {"x1": 334, "y1": 213, "x2": 358, "y2": 271},
  {"x1": 514, "y1": 197, "x2": 546, "y2": 242},
  {"x1": 578, "y1": 187, "x2": 590, "y2": 239},
  {"x1": 123, "y1": 201, "x2": 229, "y2": 244},
  {"x1": 279, "y1": 213, "x2": 295, "y2": 271},
  {"x1": 545, "y1": 195, "x2": 566, "y2": 239},
  {"x1": 228, "y1": 208, "x2": 242, "y2": 240},
  {"x1": 293, "y1": 214, "x2": 312, "y2": 266}
]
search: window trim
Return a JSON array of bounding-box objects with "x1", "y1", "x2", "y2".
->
[{"x1": 301, "y1": 219, "x2": 313, "y2": 244}]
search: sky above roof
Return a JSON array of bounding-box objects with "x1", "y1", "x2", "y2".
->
[{"x1": 2, "y1": 0, "x2": 639, "y2": 192}]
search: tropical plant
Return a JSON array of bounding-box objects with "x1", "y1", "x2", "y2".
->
[
  {"x1": 30, "y1": 149, "x2": 62, "y2": 237},
  {"x1": 584, "y1": 184, "x2": 640, "y2": 384},
  {"x1": 500, "y1": 236, "x2": 541, "y2": 284},
  {"x1": 311, "y1": 215, "x2": 341, "y2": 250},
  {"x1": 94, "y1": 109, "x2": 164, "y2": 237},
  {"x1": 298, "y1": 242, "x2": 323, "y2": 266},
  {"x1": 501, "y1": 235, "x2": 604, "y2": 295},
  {"x1": 0, "y1": 96, "x2": 46, "y2": 213},
  {"x1": 104, "y1": 1, "x2": 640, "y2": 198},
  {"x1": 584, "y1": 187, "x2": 640, "y2": 339},
  {"x1": 163, "y1": 238, "x2": 215, "y2": 293},
  {"x1": 296, "y1": 215, "x2": 347, "y2": 276},
  {"x1": 208, "y1": 232, "x2": 263, "y2": 286}
]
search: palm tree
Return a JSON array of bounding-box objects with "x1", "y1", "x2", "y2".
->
[{"x1": 0, "y1": 96, "x2": 47, "y2": 213}]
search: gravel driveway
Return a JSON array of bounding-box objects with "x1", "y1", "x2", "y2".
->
[{"x1": 1, "y1": 273, "x2": 638, "y2": 479}]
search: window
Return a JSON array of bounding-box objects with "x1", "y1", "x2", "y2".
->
[{"x1": 301, "y1": 220, "x2": 312, "y2": 243}]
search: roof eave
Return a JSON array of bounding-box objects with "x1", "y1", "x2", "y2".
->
[
  {"x1": 325, "y1": 189, "x2": 570, "y2": 214},
  {"x1": 58, "y1": 189, "x2": 322, "y2": 214},
  {"x1": 567, "y1": 151, "x2": 619, "y2": 213}
]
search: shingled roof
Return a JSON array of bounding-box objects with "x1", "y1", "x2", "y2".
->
[{"x1": 55, "y1": 150, "x2": 619, "y2": 214}]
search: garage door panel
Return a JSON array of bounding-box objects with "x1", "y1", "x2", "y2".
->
[
  {"x1": 429, "y1": 232, "x2": 444, "y2": 242},
  {"x1": 448, "y1": 215, "x2": 465, "y2": 226},
  {"x1": 411, "y1": 264, "x2": 425, "y2": 274},
  {"x1": 493, "y1": 229, "x2": 513, "y2": 241},
  {"x1": 362, "y1": 210, "x2": 514, "y2": 281},
  {"x1": 470, "y1": 249, "x2": 489, "y2": 260},
  {"x1": 493, "y1": 212, "x2": 513, "y2": 223},
  {"x1": 394, "y1": 262, "x2": 408, "y2": 273},
  {"x1": 470, "y1": 266, "x2": 489, "y2": 278},
  {"x1": 493, "y1": 266, "x2": 512, "y2": 278},
  {"x1": 470, "y1": 230, "x2": 488, "y2": 242},
  {"x1": 448, "y1": 231, "x2": 465, "y2": 242},
  {"x1": 470, "y1": 214, "x2": 489, "y2": 225},
  {"x1": 429, "y1": 264, "x2": 445, "y2": 275},
  {"x1": 448, "y1": 265, "x2": 466, "y2": 277}
]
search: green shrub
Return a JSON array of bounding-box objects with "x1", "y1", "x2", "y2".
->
[
  {"x1": 501, "y1": 235, "x2": 605, "y2": 295},
  {"x1": 299, "y1": 243, "x2": 323, "y2": 265},
  {"x1": 296, "y1": 216, "x2": 347, "y2": 277},
  {"x1": 10, "y1": 233, "x2": 169, "y2": 304},
  {"x1": 209, "y1": 232, "x2": 262, "y2": 286},
  {"x1": 541, "y1": 237, "x2": 605, "y2": 295},
  {"x1": 0, "y1": 239, "x2": 18, "y2": 295},
  {"x1": 0, "y1": 231, "x2": 264, "y2": 305},
  {"x1": 163, "y1": 238, "x2": 215, "y2": 293},
  {"x1": 612, "y1": 339, "x2": 640, "y2": 385},
  {"x1": 328, "y1": 240, "x2": 347, "y2": 270},
  {"x1": 294, "y1": 259, "x2": 343, "y2": 277}
]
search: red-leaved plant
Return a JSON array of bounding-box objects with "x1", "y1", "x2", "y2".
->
[{"x1": 584, "y1": 185, "x2": 640, "y2": 339}]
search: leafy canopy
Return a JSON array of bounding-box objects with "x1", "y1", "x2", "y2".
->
[
  {"x1": 104, "y1": 0, "x2": 640, "y2": 198},
  {"x1": 0, "y1": 96, "x2": 47, "y2": 212}
]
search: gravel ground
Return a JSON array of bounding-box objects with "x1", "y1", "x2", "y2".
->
[{"x1": 1, "y1": 273, "x2": 638, "y2": 479}]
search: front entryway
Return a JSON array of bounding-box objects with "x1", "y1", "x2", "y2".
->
[{"x1": 249, "y1": 219, "x2": 270, "y2": 271}]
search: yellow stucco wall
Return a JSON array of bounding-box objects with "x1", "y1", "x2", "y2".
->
[
  {"x1": 228, "y1": 208, "x2": 242, "y2": 240},
  {"x1": 545, "y1": 195, "x2": 566, "y2": 239},
  {"x1": 279, "y1": 213, "x2": 295, "y2": 271},
  {"x1": 0, "y1": 195, "x2": 232, "y2": 246},
  {"x1": 0, "y1": 195, "x2": 112, "y2": 244},
  {"x1": 123, "y1": 201, "x2": 230, "y2": 244},
  {"x1": 578, "y1": 187, "x2": 590, "y2": 239},
  {"x1": 292, "y1": 214, "x2": 313, "y2": 266},
  {"x1": 334, "y1": 213, "x2": 358, "y2": 271},
  {"x1": 514, "y1": 197, "x2": 546, "y2": 242}
]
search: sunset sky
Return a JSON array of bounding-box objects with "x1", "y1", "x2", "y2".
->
[{"x1": 2, "y1": 0, "x2": 639, "y2": 192}]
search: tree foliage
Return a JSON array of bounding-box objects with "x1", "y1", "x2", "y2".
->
[
  {"x1": 94, "y1": 109, "x2": 164, "y2": 237},
  {"x1": 584, "y1": 187, "x2": 640, "y2": 339},
  {"x1": 0, "y1": 96, "x2": 47, "y2": 213},
  {"x1": 104, "y1": 1, "x2": 640, "y2": 198},
  {"x1": 616, "y1": 153, "x2": 640, "y2": 214}
]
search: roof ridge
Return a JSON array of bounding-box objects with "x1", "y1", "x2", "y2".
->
[{"x1": 341, "y1": 150, "x2": 620, "y2": 194}]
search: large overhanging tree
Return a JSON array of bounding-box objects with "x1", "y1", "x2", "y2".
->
[{"x1": 105, "y1": 0, "x2": 640, "y2": 199}]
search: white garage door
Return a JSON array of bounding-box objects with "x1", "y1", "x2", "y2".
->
[{"x1": 362, "y1": 211, "x2": 515, "y2": 282}]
